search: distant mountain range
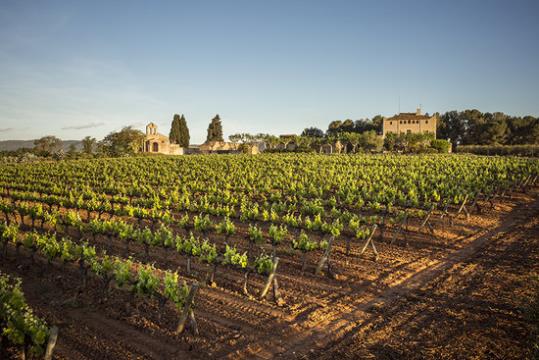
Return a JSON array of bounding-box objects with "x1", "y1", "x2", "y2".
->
[{"x1": 0, "y1": 140, "x2": 83, "y2": 152}]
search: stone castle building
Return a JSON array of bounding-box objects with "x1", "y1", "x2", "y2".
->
[
  {"x1": 142, "y1": 123, "x2": 183, "y2": 155},
  {"x1": 382, "y1": 109, "x2": 437, "y2": 138}
]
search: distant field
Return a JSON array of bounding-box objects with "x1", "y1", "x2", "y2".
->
[{"x1": 1, "y1": 154, "x2": 538, "y2": 359}]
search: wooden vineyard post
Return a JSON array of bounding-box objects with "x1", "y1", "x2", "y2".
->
[
  {"x1": 259, "y1": 257, "x2": 279, "y2": 299},
  {"x1": 260, "y1": 257, "x2": 283, "y2": 305},
  {"x1": 206, "y1": 262, "x2": 218, "y2": 287},
  {"x1": 419, "y1": 205, "x2": 436, "y2": 238},
  {"x1": 175, "y1": 282, "x2": 199, "y2": 336},
  {"x1": 440, "y1": 203, "x2": 453, "y2": 231},
  {"x1": 44, "y1": 326, "x2": 59, "y2": 360},
  {"x1": 315, "y1": 236, "x2": 334, "y2": 278},
  {"x1": 359, "y1": 224, "x2": 379, "y2": 261},
  {"x1": 242, "y1": 269, "x2": 251, "y2": 297},
  {"x1": 272, "y1": 277, "x2": 284, "y2": 306},
  {"x1": 455, "y1": 194, "x2": 470, "y2": 220},
  {"x1": 188, "y1": 308, "x2": 199, "y2": 336}
]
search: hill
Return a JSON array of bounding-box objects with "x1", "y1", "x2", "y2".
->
[{"x1": 0, "y1": 140, "x2": 83, "y2": 152}]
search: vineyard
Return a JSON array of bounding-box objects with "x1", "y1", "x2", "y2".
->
[{"x1": 1, "y1": 153, "x2": 538, "y2": 359}]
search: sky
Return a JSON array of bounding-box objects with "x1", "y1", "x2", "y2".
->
[{"x1": 0, "y1": 0, "x2": 538, "y2": 143}]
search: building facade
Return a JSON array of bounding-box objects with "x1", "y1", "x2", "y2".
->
[
  {"x1": 142, "y1": 123, "x2": 183, "y2": 155},
  {"x1": 382, "y1": 109, "x2": 437, "y2": 138}
]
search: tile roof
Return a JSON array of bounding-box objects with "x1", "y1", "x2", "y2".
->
[{"x1": 385, "y1": 113, "x2": 432, "y2": 121}]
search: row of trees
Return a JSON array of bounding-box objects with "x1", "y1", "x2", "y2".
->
[
  {"x1": 169, "y1": 114, "x2": 190, "y2": 147},
  {"x1": 169, "y1": 113, "x2": 224, "y2": 146},
  {"x1": 309, "y1": 110, "x2": 539, "y2": 147},
  {"x1": 437, "y1": 110, "x2": 539, "y2": 146},
  {"x1": 28, "y1": 127, "x2": 145, "y2": 159},
  {"x1": 6, "y1": 109, "x2": 535, "y2": 160},
  {"x1": 227, "y1": 130, "x2": 385, "y2": 153},
  {"x1": 26, "y1": 113, "x2": 226, "y2": 159}
]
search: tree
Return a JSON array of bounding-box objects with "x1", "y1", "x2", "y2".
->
[
  {"x1": 301, "y1": 127, "x2": 324, "y2": 137},
  {"x1": 229, "y1": 133, "x2": 245, "y2": 143},
  {"x1": 169, "y1": 114, "x2": 181, "y2": 144},
  {"x1": 98, "y1": 126, "x2": 145, "y2": 157},
  {"x1": 507, "y1": 116, "x2": 536, "y2": 144},
  {"x1": 438, "y1": 111, "x2": 466, "y2": 147},
  {"x1": 341, "y1": 119, "x2": 355, "y2": 132},
  {"x1": 460, "y1": 109, "x2": 485, "y2": 145},
  {"x1": 206, "y1": 114, "x2": 224, "y2": 142},
  {"x1": 353, "y1": 119, "x2": 376, "y2": 133},
  {"x1": 178, "y1": 115, "x2": 190, "y2": 147},
  {"x1": 479, "y1": 112, "x2": 508, "y2": 145},
  {"x1": 81, "y1": 136, "x2": 97, "y2": 155},
  {"x1": 263, "y1": 135, "x2": 280, "y2": 149},
  {"x1": 327, "y1": 120, "x2": 343, "y2": 135},
  {"x1": 66, "y1": 144, "x2": 78, "y2": 158},
  {"x1": 33, "y1": 136, "x2": 63, "y2": 156},
  {"x1": 358, "y1": 130, "x2": 383, "y2": 151},
  {"x1": 371, "y1": 115, "x2": 384, "y2": 133}
]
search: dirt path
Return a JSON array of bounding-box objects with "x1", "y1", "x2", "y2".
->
[{"x1": 231, "y1": 192, "x2": 539, "y2": 359}]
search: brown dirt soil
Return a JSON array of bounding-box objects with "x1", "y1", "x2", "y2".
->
[{"x1": 1, "y1": 189, "x2": 538, "y2": 359}]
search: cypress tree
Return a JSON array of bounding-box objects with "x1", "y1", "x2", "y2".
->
[
  {"x1": 178, "y1": 115, "x2": 190, "y2": 147},
  {"x1": 169, "y1": 114, "x2": 181, "y2": 144},
  {"x1": 206, "y1": 114, "x2": 224, "y2": 142}
]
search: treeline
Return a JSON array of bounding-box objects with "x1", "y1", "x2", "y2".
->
[
  {"x1": 302, "y1": 116, "x2": 384, "y2": 137},
  {"x1": 4, "y1": 127, "x2": 147, "y2": 161},
  {"x1": 456, "y1": 145, "x2": 539, "y2": 157},
  {"x1": 437, "y1": 110, "x2": 539, "y2": 146},
  {"x1": 1, "y1": 113, "x2": 196, "y2": 161},
  {"x1": 307, "y1": 110, "x2": 539, "y2": 146}
]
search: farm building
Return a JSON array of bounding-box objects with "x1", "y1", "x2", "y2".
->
[
  {"x1": 382, "y1": 109, "x2": 437, "y2": 138},
  {"x1": 142, "y1": 123, "x2": 184, "y2": 155},
  {"x1": 199, "y1": 141, "x2": 240, "y2": 154}
]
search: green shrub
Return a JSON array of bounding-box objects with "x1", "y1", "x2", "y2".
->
[
  {"x1": 430, "y1": 139, "x2": 451, "y2": 153},
  {"x1": 456, "y1": 145, "x2": 539, "y2": 157}
]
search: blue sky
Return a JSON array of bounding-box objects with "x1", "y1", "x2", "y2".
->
[{"x1": 1, "y1": 0, "x2": 538, "y2": 143}]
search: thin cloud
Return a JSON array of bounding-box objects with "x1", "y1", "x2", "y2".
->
[
  {"x1": 0, "y1": 128, "x2": 14, "y2": 132},
  {"x1": 62, "y1": 122, "x2": 105, "y2": 130},
  {"x1": 129, "y1": 122, "x2": 145, "y2": 128}
]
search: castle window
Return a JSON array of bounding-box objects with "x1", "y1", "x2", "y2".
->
[
  {"x1": 408, "y1": 120, "x2": 411, "y2": 124},
  {"x1": 390, "y1": 121, "x2": 392, "y2": 125},
  {"x1": 425, "y1": 120, "x2": 428, "y2": 124}
]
